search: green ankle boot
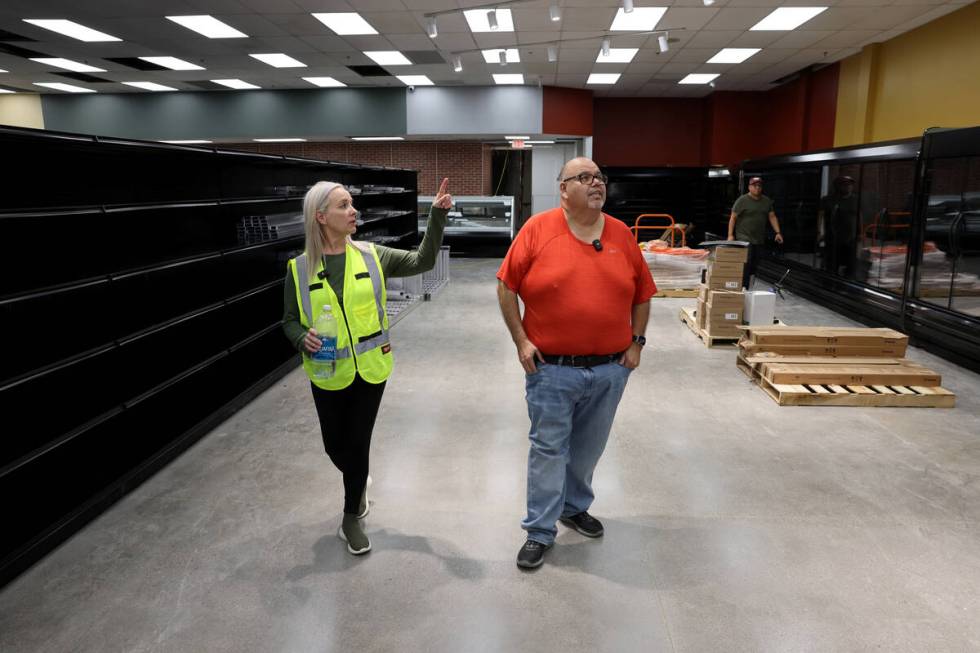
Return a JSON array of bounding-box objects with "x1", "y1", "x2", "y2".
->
[{"x1": 338, "y1": 514, "x2": 371, "y2": 555}]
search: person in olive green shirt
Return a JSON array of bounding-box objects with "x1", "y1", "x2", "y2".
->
[
  {"x1": 728, "y1": 176, "x2": 783, "y2": 288},
  {"x1": 282, "y1": 178, "x2": 451, "y2": 556}
]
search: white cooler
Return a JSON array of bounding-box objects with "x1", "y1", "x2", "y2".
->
[{"x1": 744, "y1": 291, "x2": 776, "y2": 325}]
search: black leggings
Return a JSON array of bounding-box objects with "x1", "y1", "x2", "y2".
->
[{"x1": 310, "y1": 376, "x2": 387, "y2": 515}]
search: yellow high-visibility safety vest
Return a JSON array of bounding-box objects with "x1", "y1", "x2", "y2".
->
[{"x1": 289, "y1": 239, "x2": 393, "y2": 390}]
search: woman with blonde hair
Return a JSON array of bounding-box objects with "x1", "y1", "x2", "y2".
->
[{"x1": 282, "y1": 178, "x2": 451, "y2": 554}]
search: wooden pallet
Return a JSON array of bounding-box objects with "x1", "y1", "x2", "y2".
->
[
  {"x1": 679, "y1": 306, "x2": 740, "y2": 347},
  {"x1": 736, "y1": 355, "x2": 955, "y2": 407},
  {"x1": 655, "y1": 288, "x2": 699, "y2": 298}
]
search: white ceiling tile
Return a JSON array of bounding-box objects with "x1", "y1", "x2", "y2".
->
[
  {"x1": 290, "y1": 0, "x2": 352, "y2": 9},
  {"x1": 343, "y1": 35, "x2": 396, "y2": 50},
  {"x1": 768, "y1": 30, "x2": 836, "y2": 49},
  {"x1": 724, "y1": 0, "x2": 791, "y2": 6},
  {"x1": 510, "y1": 7, "x2": 564, "y2": 31},
  {"x1": 703, "y1": 8, "x2": 775, "y2": 30},
  {"x1": 517, "y1": 32, "x2": 567, "y2": 45},
  {"x1": 557, "y1": 61, "x2": 596, "y2": 74},
  {"x1": 253, "y1": 35, "x2": 323, "y2": 53},
  {"x1": 804, "y1": 8, "x2": 878, "y2": 30},
  {"x1": 727, "y1": 31, "x2": 792, "y2": 48},
  {"x1": 423, "y1": 12, "x2": 469, "y2": 34},
  {"x1": 810, "y1": 30, "x2": 879, "y2": 49},
  {"x1": 555, "y1": 48, "x2": 603, "y2": 63},
  {"x1": 849, "y1": 4, "x2": 939, "y2": 29},
  {"x1": 659, "y1": 8, "x2": 722, "y2": 31},
  {"x1": 560, "y1": 7, "x2": 621, "y2": 31},
  {"x1": 299, "y1": 35, "x2": 359, "y2": 52},
  {"x1": 430, "y1": 33, "x2": 477, "y2": 51},
  {"x1": 747, "y1": 49, "x2": 798, "y2": 63},
  {"x1": 668, "y1": 48, "x2": 718, "y2": 63},
  {"x1": 345, "y1": 0, "x2": 400, "y2": 10},
  {"x1": 685, "y1": 30, "x2": 742, "y2": 48},
  {"x1": 359, "y1": 12, "x2": 421, "y2": 33},
  {"x1": 388, "y1": 34, "x2": 438, "y2": 50},
  {"x1": 524, "y1": 62, "x2": 560, "y2": 74},
  {"x1": 402, "y1": 0, "x2": 457, "y2": 10},
  {"x1": 472, "y1": 34, "x2": 520, "y2": 49},
  {"x1": 660, "y1": 62, "x2": 700, "y2": 74},
  {"x1": 213, "y1": 14, "x2": 289, "y2": 37},
  {"x1": 625, "y1": 63, "x2": 665, "y2": 74}
]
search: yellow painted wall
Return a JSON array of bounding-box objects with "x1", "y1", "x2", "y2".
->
[
  {"x1": 0, "y1": 94, "x2": 44, "y2": 129},
  {"x1": 835, "y1": 0, "x2": 980, "y2": 146}
]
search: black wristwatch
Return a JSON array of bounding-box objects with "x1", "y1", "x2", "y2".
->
[{"x1": 631, "y1": 334, "x2": 646, "y2": 347}]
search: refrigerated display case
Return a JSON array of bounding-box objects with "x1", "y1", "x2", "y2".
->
[{"x1": 418, "y1": 195, "x2": 514, "y2": 240}]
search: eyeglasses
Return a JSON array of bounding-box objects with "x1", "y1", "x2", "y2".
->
[{"x1": 561, "y1": 171, "x2": 608, "y2": 186}]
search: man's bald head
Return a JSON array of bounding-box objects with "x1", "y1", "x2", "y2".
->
[{"x1": 557, "y1": 157, "x2": 598, "y2": 183}]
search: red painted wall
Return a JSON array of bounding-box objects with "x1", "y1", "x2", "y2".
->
[
  {"x1": 804, "y1": 64, "x2": 839, "y2": 151},
  {"x1": 543, "y1": 86, "x2": 593, "y2": 136},
  {"x1": 229, "y1": 141, "x2": 490, "y2": 196},
  {"x1": 593, "y1": 98, "x2": 705, "y2": 167},
  {"x1": 596, "y1": 64, "x2": 839, "y2": 168}
]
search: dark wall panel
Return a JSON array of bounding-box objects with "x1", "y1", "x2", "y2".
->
[{"x1": 40, "y1": 89, "x2": 407, "y2": 141}]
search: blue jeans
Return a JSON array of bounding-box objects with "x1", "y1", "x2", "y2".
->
[{"x1": 522, "y1": 361, "x2": 632, "y2": 545}]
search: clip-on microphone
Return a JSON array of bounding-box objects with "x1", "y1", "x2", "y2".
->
[{"x1": 592, "y1": 239, "x2": 603, "y2": 252}]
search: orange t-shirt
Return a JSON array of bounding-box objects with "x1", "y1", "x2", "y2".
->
[{"x1": 497, "y1": 207, "x2": 657, "y2": 355}]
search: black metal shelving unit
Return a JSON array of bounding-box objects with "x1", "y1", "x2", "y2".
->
[
  {"x1": 742, "y1": 127, "x2": 980, "y2": 372},
  {"x1": 0, "y1": 125, "x2": 417, "y2": 586}
]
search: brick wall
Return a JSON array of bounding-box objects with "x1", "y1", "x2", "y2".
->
[{"x1": 229, "y1": 141, "x2": 490, "y2": 196}]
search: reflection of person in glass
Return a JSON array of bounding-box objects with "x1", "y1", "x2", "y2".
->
[{"x1": 818, "y1": 175, "x2": 859, "y2": 277}]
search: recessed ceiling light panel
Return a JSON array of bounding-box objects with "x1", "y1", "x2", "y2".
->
[
  {"x1": 212, "y1": 79, "x2": 260, "y2": 89},
  {"x1": 750, "y1": 7, "x2": 827, "y2": 31},
  {"x1": 30, "y1": 58, "x2": 106, "y2": 73},
  {"x1": 707, "y1": 48, "x2": 761, "y2": 64},
  {"x1": 596, "y1": 48, "x2": 638, "y2": 63},
  {"x1": 481, "y1": 49, "x2": 520, "y2": 64},
  {"x1": 23, "y1": 19, "x2": 121, "y2": 42},
  {"x1": 493, "y1": 74, "x2": 524, "y2": 85},
  {"x1": 312, "y1": 13, "x2": 378, "y2": 35},
  {"x1": 364, "y1": 51, "x2": 412, "y2": 66},
  {"x1": 166, "y1": 16, "x2": 247, "y2": 38},
  {"x1": 123, "y1": 81, "x2": 178, "y2": 91},
  {"x1": 679, "y1": 73, "x2": 719, "y2": 84},
  {"x1": 396, "y1": 75, "x2": 434, "y2": 86},
  {"x1": 303, "y1": 77, "x2": 346, "y2": 87},
  {"x1": 250, "y1": 53, "x2": 306, "y2": 68},
  {"x1": 139, "y1": 56, "x2": 204, "y2": 71},
  {"x1": 609, "y1": 7, "x2": 667, "y2": 31},
  {"x1": 587, "y1": 73, "x2": 621, "y2": 84},
  {"x1": 33, "y1": 82, "x2": 96, "y2": 93}
]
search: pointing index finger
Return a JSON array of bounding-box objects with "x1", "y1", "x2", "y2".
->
[{"x1": 438, "y1": 177, "x2": 449, "y2": 196}]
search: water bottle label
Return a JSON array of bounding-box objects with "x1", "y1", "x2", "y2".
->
[{"x1": 312, "y1": 336, "x2": 337, "y2": 363}]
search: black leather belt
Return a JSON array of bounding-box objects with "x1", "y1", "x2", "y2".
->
[{"x1": 540, "y1": 352, "x2": 623, "y2": 368}]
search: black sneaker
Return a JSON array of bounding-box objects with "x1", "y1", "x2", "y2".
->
[
  {"x1": 516, "y1": 539, "x2": 551, "y2": 569},
  {"x1": 559, "y1": 512, "x2": 604, "y2": 538}
]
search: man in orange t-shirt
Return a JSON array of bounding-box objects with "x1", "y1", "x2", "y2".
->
[{"x1": 497, "y1": 157, "x2": 656, "y2": 569}]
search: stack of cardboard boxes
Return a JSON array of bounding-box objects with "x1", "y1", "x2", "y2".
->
[{"x1": 697, "y1": 246, "x2": 748, "y2": 338}]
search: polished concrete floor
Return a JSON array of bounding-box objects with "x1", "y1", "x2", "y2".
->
[{"x1": 2, "y1": 258, "x2": 980, "y2": 653}]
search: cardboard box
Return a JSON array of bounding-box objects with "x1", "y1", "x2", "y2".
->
[
  {"x1": 704, "y1": 271, "x2": 743, "y2": 291},
  {"x1": 696, "y1": 300, "x2": 707, "y2": 330},
  {"x1": 710, "y1": 246, "x2": 749, "y2": 263},
  {"x1": 705, "y1": 303, "x2": 743, "y2": 324},
  {"x1": 707, "y1": 260, "x2": 745, "y2": 277},
  {"x1": 705, "y1": 289, "x2": 744, "y2": 309},
  {"x1": 744, "y1": 291, "x2": 776, "y2": 325},
  {"x1": 705, "y1": 324, "x2": 742, "y2": 338}
]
